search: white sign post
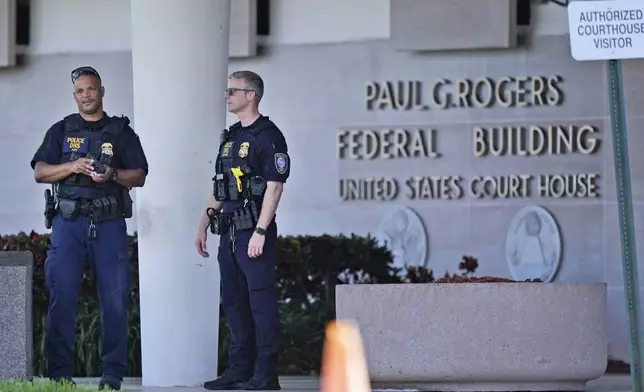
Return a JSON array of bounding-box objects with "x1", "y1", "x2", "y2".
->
[{"x1": 568, "y1": 2, "x2": 644, "y2": 392}]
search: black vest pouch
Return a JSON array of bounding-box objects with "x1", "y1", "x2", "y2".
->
[
  {"x1": 58, "y1": 198, "x2": 80, "y2": 221},
  {"x1": 91, "y1": 196, "x2": 120, "y2": 223},
  {"x1": 214, "y1": 158, "x2": 240, "y2": 202},
  {"x1": 248, "y1": 176, "x2": 267, "y2": 199},
  {"x1": 231, "y1": 207, "x2": 253, "y2": 231},
  {"x1": 213, "y1": 173, "x2": 227, "y2": 201},
  {"x1": 230, "y1": 200, "x2": 261, "y2": 232}
]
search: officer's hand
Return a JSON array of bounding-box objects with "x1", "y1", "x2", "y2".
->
[
  {"x1": 195, "y1": 231, "x2": 209, "y2": 258},
  {"x1": 248, "y1": 232, "x2": 265, "y2": 259},
  {"x1": 70, "y1": 158, "x2": 95, "y2": 176},
  {"x1": 90, "y1": 165, "x2": 114, "y2": 183}
]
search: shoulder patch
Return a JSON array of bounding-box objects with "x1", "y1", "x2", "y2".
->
[{"x1": 274, "y1": 153, "x2": 289, "y2": 174}]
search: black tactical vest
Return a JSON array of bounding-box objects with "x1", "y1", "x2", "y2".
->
[
  {"x1": 56, "y1": 114, "x2": 128, "y2": 201},
  {"x1": 213, "y1": 118, "x2": 270, "y2": 209}
]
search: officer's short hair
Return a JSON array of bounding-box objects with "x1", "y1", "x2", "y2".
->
[{"x1": 229, "y1": 70, "x2": 264, "y2": 104}]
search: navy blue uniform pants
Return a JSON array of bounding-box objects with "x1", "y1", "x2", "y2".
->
[
  {"x1": 44, "y1": 214, "x2": 131, "y2": 379},
  {"x1": 218, "y1": 224, "x2": 280, "y2": 378}
]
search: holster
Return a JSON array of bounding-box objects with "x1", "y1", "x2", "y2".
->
[
  {"x1": 120, "y1": 188, "x2": 133, "y2": 218},
  {"x1": 208, "y1": 209, "x2": 230, "y2": 235},
  {"x1": 58, "y1": 198, "x2": 81, "y2": 221},
  {"x1": 44, "y1": 189, "x2": 56, "y2": 229}
]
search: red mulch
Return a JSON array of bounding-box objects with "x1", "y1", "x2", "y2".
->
[
  {"x1": 607, "y1": 359, "x2": 631, "y2": 373},
  {"x1": 436, "y1": 276, "x2": 543, "y2": 283}
]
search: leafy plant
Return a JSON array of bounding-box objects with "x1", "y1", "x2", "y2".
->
[
  {"x1": 1, "y1": 230, "x2": 398, "y2": 377},
  {"x1": 402, "y1": 255, "x2": 542, "y2": 283},
  {"x1": 0, "y1": 230, "x2": 534, "y2": 378}
]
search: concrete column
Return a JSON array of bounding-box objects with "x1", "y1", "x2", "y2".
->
[
  {"x1": 0, "y1": 0, "x2": 16, "y2": 67},
  {"x1": 130, "y1": 0, "x2": 230, "y2": 387}
]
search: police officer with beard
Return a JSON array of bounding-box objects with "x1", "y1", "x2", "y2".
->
[
  {"x1": 30, "y1": 66, "x2": 149, "y2": 391},
  {"x1": 196, "y1": 70, "x2": 290, "y2": 391}
]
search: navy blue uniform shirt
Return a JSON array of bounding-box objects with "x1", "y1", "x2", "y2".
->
[
  {"x1": 227, "y1": 115, "x2": 290, "y2": 184},
  {"x1": 31, "y1": 113, "x2": 149, "y2": 174},
  {"x1": 221, "y1": 115, "x2": 290, "y2": 215}
]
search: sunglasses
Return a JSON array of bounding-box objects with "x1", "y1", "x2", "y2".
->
[
  {"x1": 71, "y1": 67, "x2": 100, "y2": 83},
  {"x1": 225, "y1": 87, "x2": 254, "y2": 96}
]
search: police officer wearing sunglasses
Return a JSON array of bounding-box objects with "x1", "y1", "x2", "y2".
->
[
  {"x1": 30, "y1": 66, "x2": 149, "y2": 391},
  {"x1": 196, "y1": 70, "x2": 290, "y2": 390}
]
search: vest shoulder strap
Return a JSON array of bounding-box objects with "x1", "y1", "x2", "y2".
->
[
  {"x1": 104, "y1": 115, "x2": 130, "y2": 136},
  {"x1": 247, "y1": 116, "x2": 276, "y2": 137},
  {"x1": 62, "y1": 114, "x2": 83, "y2": 132},
  {"x1": 219, "y1": 128, "x2": 230, "y2": 148},
  {"x1": 61, "y1": 114, "x2": 131, "y2": 136}
]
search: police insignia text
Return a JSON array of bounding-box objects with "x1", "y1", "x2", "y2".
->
[
  {"x1": 222, "y1": 142, "x2": 234, "y2": 157},
  {"x1": 66, "y1": 137, "x2": 85, "y2": 151}
]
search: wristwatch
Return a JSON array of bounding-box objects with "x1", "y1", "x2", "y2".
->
[
  {"x1": 255, "y1": 227, "x2": 266, "y2": 235},
  {"x1": 109, "y1": 169, "x2": 119, "y2": 182}
]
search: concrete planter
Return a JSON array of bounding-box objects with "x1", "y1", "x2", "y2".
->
[{"x1": 335, "y1": 283, "x2": 607, "y2": 391}]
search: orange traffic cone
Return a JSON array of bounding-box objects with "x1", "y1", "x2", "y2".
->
[{"x1": 320, "y1": 319, "x2": 371, "y2": 392}]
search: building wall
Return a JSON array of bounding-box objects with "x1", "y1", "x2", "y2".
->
[
  {"x1": 25, "y1": 0, "x2": 570, "y2": 56},
  {"x1": 0, "y1": 0, "x2": 641, "y2": 362}
]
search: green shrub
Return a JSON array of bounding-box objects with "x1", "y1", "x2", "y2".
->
[
  {"x1": 1, "y1": 230, "x2": 503, "y2": 377},
  {"x1": 0, "y1": 230, "x2": 399, "y2": 377}
]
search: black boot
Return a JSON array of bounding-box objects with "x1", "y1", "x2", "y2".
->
[
  {"x1": 99, "y1": 375, "x2": 122, "y2": 391},
  {"x1": 204, "y1": 369, "x2": 252, "y2": 390},
  {"x1": 239, "y1": 375, "x2": 281, "y2": 390}
]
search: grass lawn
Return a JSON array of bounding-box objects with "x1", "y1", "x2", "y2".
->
[{"x1": 0, "y1": 380, "x2": 97, "y2": 391}]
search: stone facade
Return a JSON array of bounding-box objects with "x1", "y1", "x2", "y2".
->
[{"x1": 0, "y1": 34, "x2": 642, "y2": 361}]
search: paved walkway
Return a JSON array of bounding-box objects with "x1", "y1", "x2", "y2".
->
[
  {"x1": 67, "y1": 374, "x2": 632, "y2": 392},
  {"x1": 74, "y1": 376, "x2": 319, "y2": 391}
]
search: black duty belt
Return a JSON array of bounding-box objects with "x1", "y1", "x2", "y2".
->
[
  {"x1": 207, "y1": 200, "x2": 261, "y2": 251},
  {"x1": 58, "y1": 196, "x2": 121, "y2": 224}
]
